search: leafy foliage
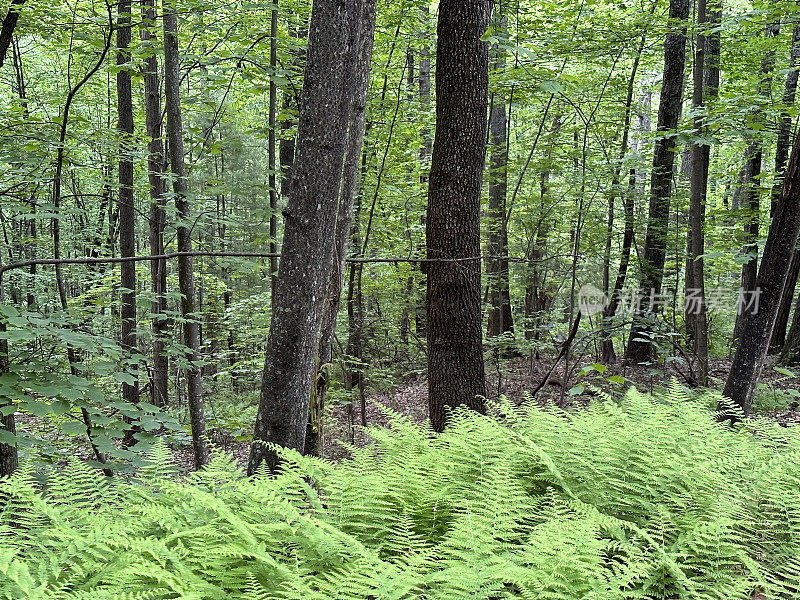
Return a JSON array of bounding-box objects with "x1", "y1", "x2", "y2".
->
[{"x1": 2, "y1": 384, "x2": 799, "y2": 599}]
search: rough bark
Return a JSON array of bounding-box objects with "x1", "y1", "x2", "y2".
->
[
  {"x1": 307, "y1": 0, "x2": 377, "y2": 457},
  {"x1": 248, "y1": 0, "x2": 364, "y2": 474},
  {"x1": 141, "y1": 0, "x2": 168, "y2": 407},
  {"x1": 163, "y1": 2, "x2": 210, "y2": 469},
  {"x1": 117, "y1": 0, "x2": 139, "y2": 419},
  {"x1": 722, "y1": 126, "x2": 800, "y2": 417},
  {"x1": 625, "y1": 0, "x2": 690, "y2": 363},
  {"x1": 426, "y1": 0, "x2": 490, "y2": 432}
]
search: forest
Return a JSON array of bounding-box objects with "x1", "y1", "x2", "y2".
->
[{"x1": 3, "y1": 0, "x2": 800, "y2": 597}]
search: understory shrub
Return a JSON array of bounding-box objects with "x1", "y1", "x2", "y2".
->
[{"x1": 2, "y1": 383, "x2": 800, "y2": 599}]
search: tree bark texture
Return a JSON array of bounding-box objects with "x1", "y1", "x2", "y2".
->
[
  {"x1": 722, "y1": 126, "x2": 800, "y2": 416},
  {"x1": 117, "y1": 0, "x2": 139, "y2": 412},
  {"x1": 248, "y1": 0, "x2": 365, "y2": 474},
  {"x1": 308, "y1": 0, "x2": 377, "y2": 457},
  {"x1": 141, "y1": 0, "x2": 169, "y2": 407},
  {"x1": 426, "y1": 0, "x2": 490, "y2": 432},
  {"x1": 163, "y1": 3, "x2": 210, "y2": 469}
]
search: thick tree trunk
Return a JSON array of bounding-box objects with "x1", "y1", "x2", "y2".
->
[
  {"x1": 141, "y1": 0, "x2": 168, "y2": 407},
  {"x1": 307, "y1": 0, "x2": 377, "y2": 457},
  {"x1": 426, "y1": 0, "x2": 490, "y2": 432},
  {"x1": 117, "y1": 0, "x2": 139, "y2": 420},
  {"x1": 625, "y1": 0, "x2": 690, "y2": 363},
  {"x1": 163, "y1": 2, "x2": 209, "y2": 469},
  {"x1": 248, "y1": 0, "x2": 364, "y2": 474},
  {"x1": 722, "y1": 126, "x2": 800, "y2": 417},
  {"x1": 770, "y1": 25, "x2": 800, "y2": 352}
]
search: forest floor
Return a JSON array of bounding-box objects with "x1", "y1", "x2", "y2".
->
[
  {"x1": 39, "y1": 353, "x2": 800, "y2": 472},
  {"x1": 320, "y1": 353, "x2": 800, "y2": 462}
]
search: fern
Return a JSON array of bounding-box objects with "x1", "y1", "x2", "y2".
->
[{"x1": 2, "y1": 383, "x2": 800, "y2": 598}]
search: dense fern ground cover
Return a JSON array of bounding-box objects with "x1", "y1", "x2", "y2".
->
[{"x1": 2, "y1": 385, "x2": 800, "y2": 599}]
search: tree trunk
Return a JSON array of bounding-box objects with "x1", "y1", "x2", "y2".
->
[
  {"x1": 268, "y1": 3, "x2": 279, "y2": 306},
  {"x1": 247, "y1": 0, "x2": 364, "y2": 474},
  {"x1": 486, "y1": 16, "x2": 513, "y2": 341},
  {"x1": 0, "y1": 270, "x2": 17, "y2": 477},
  {"x1": 600, "y1": 7, "x2": 652, "y2": 363},
  {"x1": 722, "y1": 127, "x2": 800, "y2": 416},
  {"x1": 0, "y1": 0, "x2": 25, "y2": 68},
  {"x1": 163, "y1": 2, "x2": 209, "y2": 469},
  {"x1": 117, "y1": 0, "x2": 139, "y2": 422},
  {"x1": 625, "y1": 0, "x2": 690, "y2": 363},
  {"x1": 733, "y1": 20, "x2": 780, "y2": 344},
  {"x1": 141, "y1": 0, "x2": 168, "y2": 407},
  {"x1": 426, "y1": 0, "x2": 490, "y2": 432},
  {"x1": 687, "y1": 0, "x2": 720, "y2": 386},
  {"x1": 307, "y1": 0, "x2": 377, "y2": 457},
  {"x1": 770, "y1": 24, "x2": 800, "y2": 352}
]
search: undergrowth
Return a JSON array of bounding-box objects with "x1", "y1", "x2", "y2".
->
[{"x1": 2, "y1": 383, "x2": 800, "y2": 599}]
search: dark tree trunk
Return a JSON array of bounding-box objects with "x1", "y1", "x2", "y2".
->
[
  {"x1": 0, "y1": 0, "x2": 24, "y2": 68},
  {"x1": 307, "y1": 0, "x2": 377, "y2": 457},
  {"x1": 625, "y1": 0, "x2": 690, "y2": 363},
  {"x1": 486, "y1": 17, "x2": 513, "y2": 341},
  {"x1": 770, "y1": 25, "x2": 800, "y2": 352},
  {"x1": 0, "y1": 271, "x2": 17, "y2": 477},
  {"x1": 416, "y1": 6, "x2": 432, "y2": 339},
  {"x1": 141, "y1": 0, "x2": 168, "y2": 407},
  {"x1": 722, "y1": 127, "x2": 800, "y2": 417},
  {"x1": 687, "y1": 0, "x2": 720, "y2": 386},
  {"x1": 426, "y1": 0, "x2": 490, "y2": 432},
  {"x1": 733, "y1": 20, "x2": 780, "y2": 344},
  {"x1": 247, "y1": 0, "x2": 365, "y2": 474},
  {"x1": 117, "y1": 0, "x2": 139, "y2": 421},
  {"x1": 268, "y1": 3, "x2": 279, "y2": 306},
  {"x1": 163, "y1": 2, "x2": 210, "y2": 469}
]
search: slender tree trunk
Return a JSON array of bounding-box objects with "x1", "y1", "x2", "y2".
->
[
  {"x1": 117, "y1": 0, "x2": 139, "y2": 421},
  {"x1": 722, "y1": 126, "x2": 800, "y2": 416},
  {"x1": 770, "y1": 24, "x2": 800, "y2": 352},
  {"x1": 733, "y1": 20, "x2": 780, "y2": 344},
  {"x1": 600, "y1": 8, "x2": 652, "y2": 362},
  {"x1": 486, "y1": 15, "x2": 513, "y2": 341},
  {"x1": 141, "y1": 0, "x2": 168, "y2": 407},
  {"x1": 0, "y1": 270, "x2": 17, "y2": 477},
  {"x1": 416, "y1": 6, "x2": 432, "y2": 338},
  {"x1": 426, "y1": 0, "x2": 490, "y2": 432},
  {"x1": 687, "y1": 0, "x2": 720, "y2": 386},
  {"x1": 626, "y1": 0, "x2": 690, "y2": 363},
  {"x1": 248, "y1": 0, "x2": 365, "y2": 474},
  {"x1": 307, "y1": 0, "x2": 377, "y2": 457},
  {"x1": 268, "y1": 3, "x2": 279, "y2": 306},
  {"x1": 163, "y1": 2, "x2": 209, "y2": 469}
]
